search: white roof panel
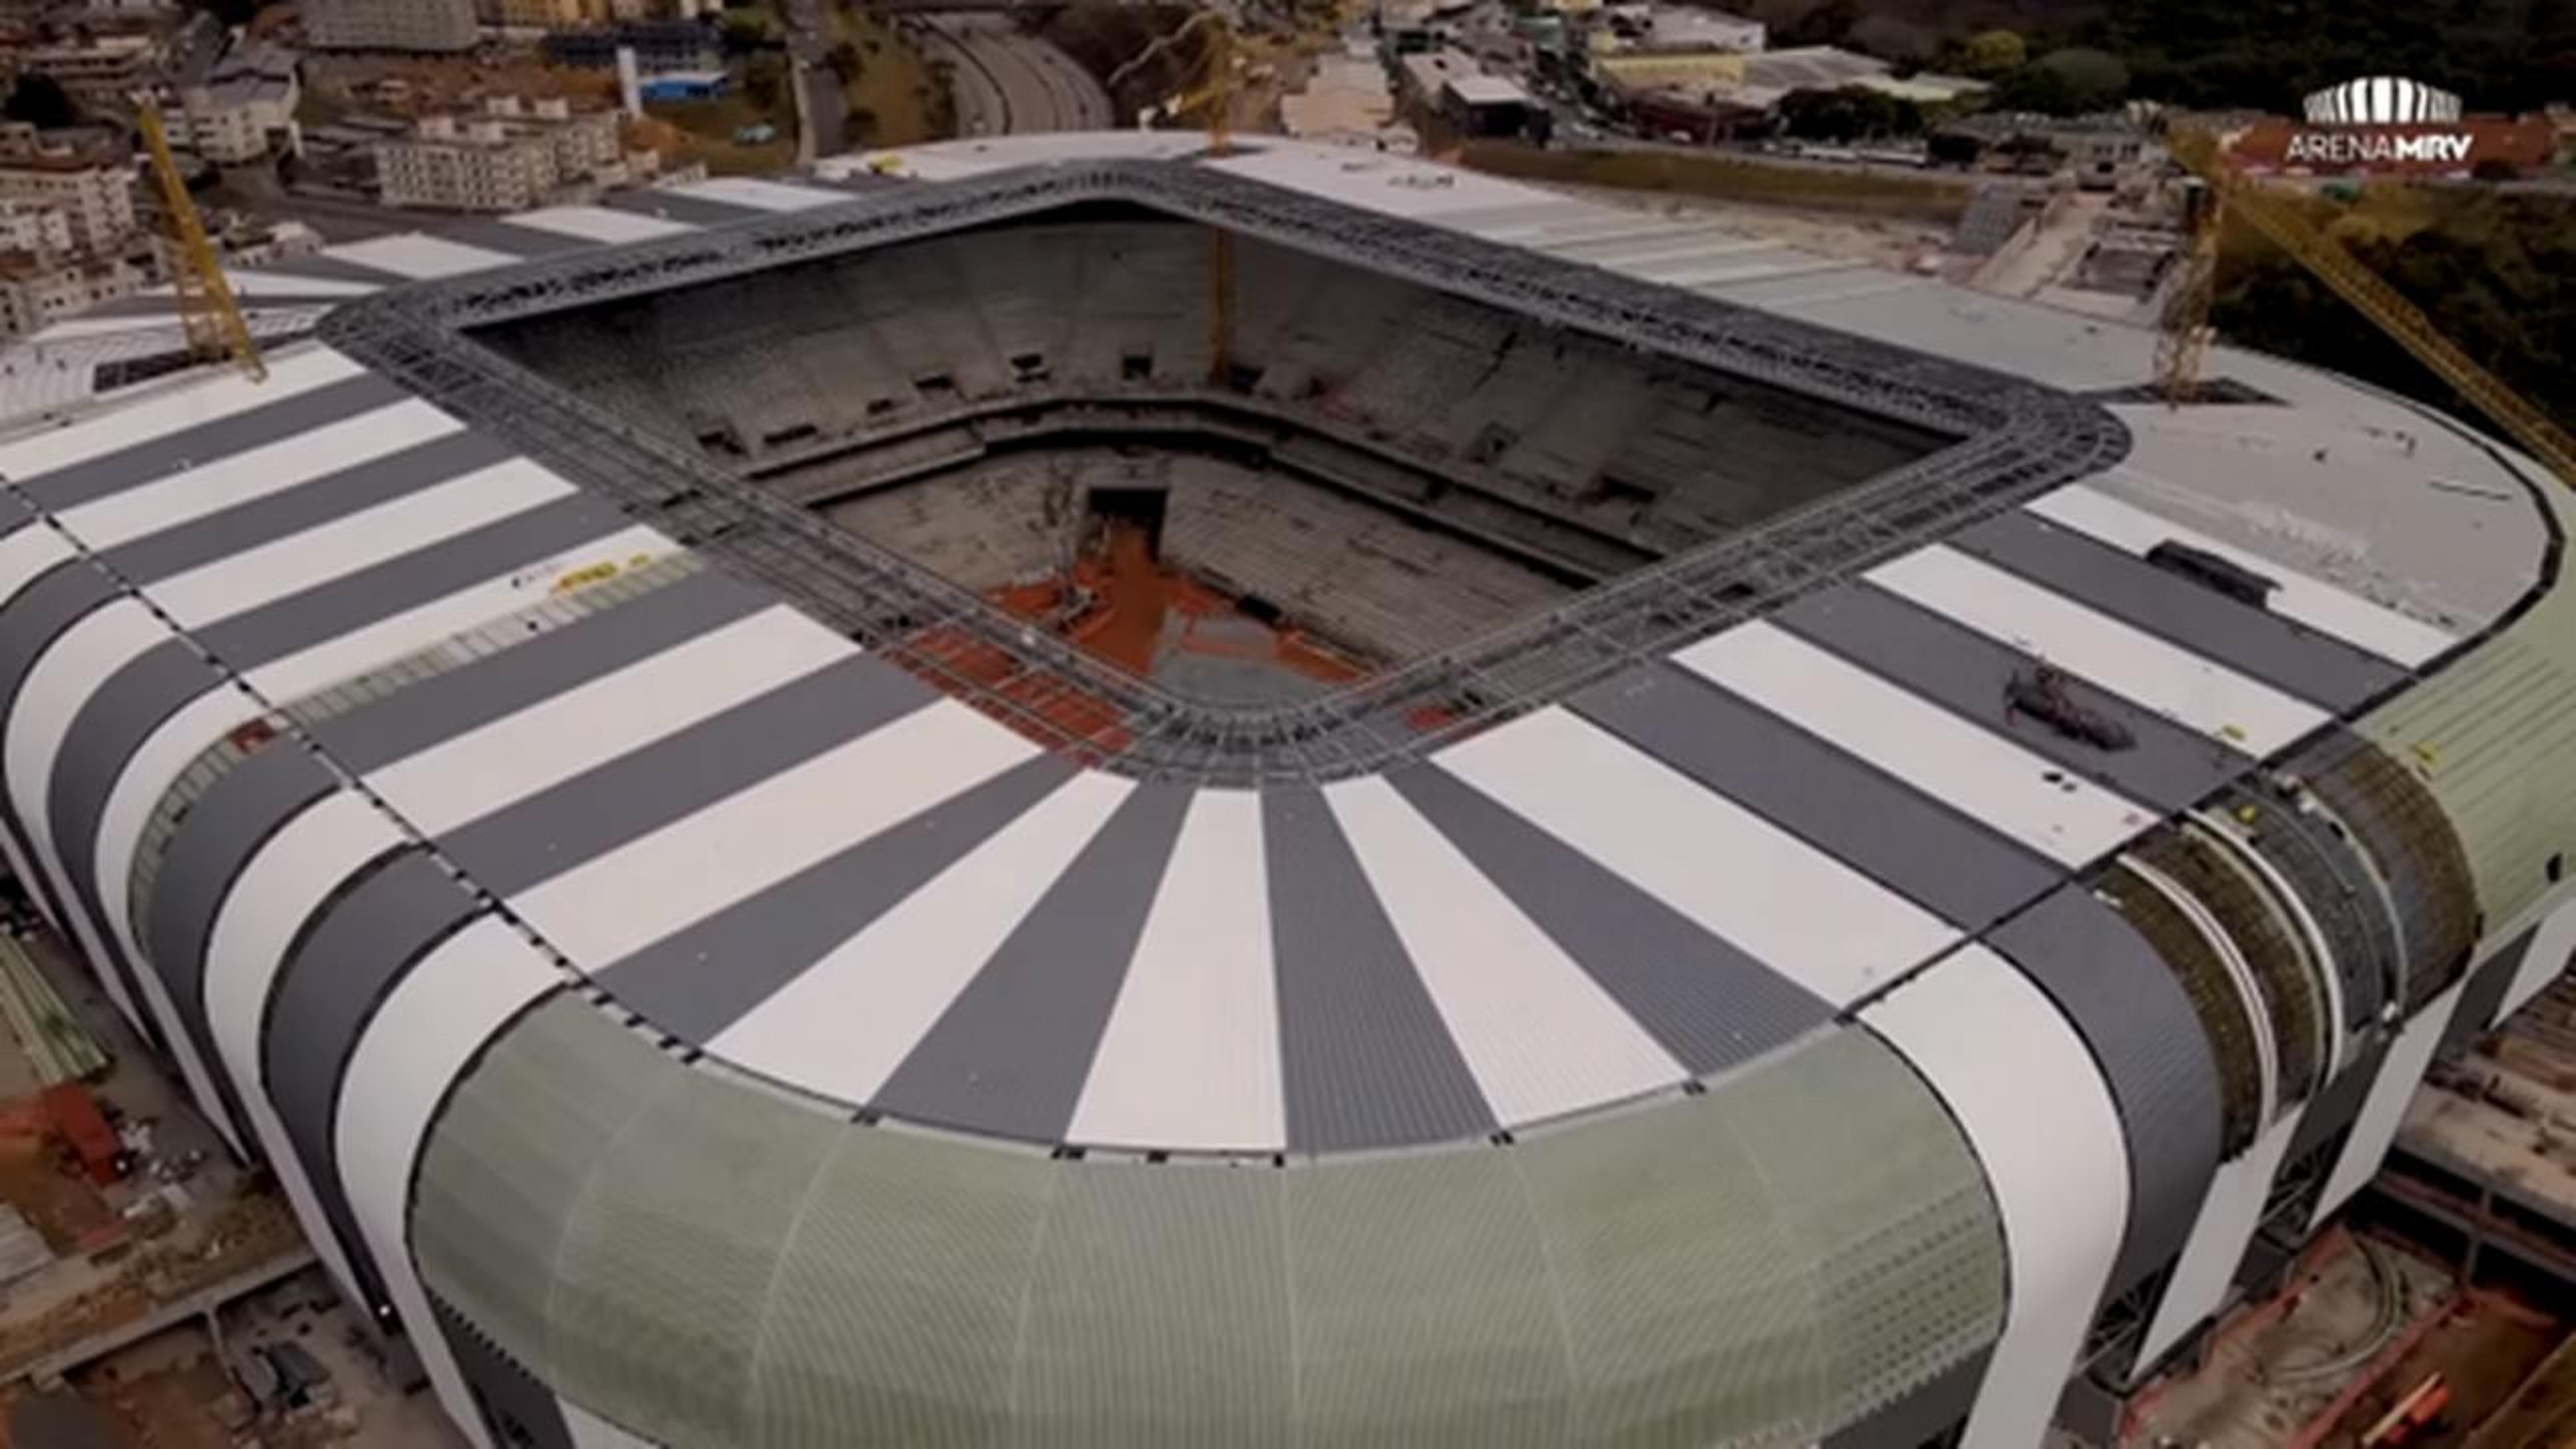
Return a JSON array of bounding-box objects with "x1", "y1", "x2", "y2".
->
[
  {"x1": 378, "y1": 606, "x2": 851, "y2": 835},
  {"x1": 1676, "y1": 621, "x2": 2153, "y2": 868},
  {"x1": 1436, "y1": 706, "x2": 1957, "y2": 1006},
  {"x1": 518, "y1": 696, "x2": 1038, "y2": 970},
  {"x1": 1326, "y1": 773, "x2": 1683, "y2": 1126},
  {"x1": 1067, "y1": 789, "x2": 1287, "y2": 1151},
  {"x1": 710, "y1": 769, "x2": 1128, "y2": 1105},
  {"x1": 679, "y1": 176, "x2": 848, "y2": 212},
  {"x1": 328, "y1": 233, "x2": 522, "y2": 280},
  {"x1": 0, "y1": 345, "x2": 363, "y2": 482},
  {"x1": 58, "y1": 399, "x2": 462, "y2": 551},
  {"x1": 1869, "y1": 544, "x2": 2332, "y2": 754},
  {"x1": 147, "y1": 460, "x2": 576, "y2": 626},
  {"x1": 1862, "y1": 945, "x2": 2129, "y2": 1449},
  {"x1": 511, "y1": 203, "x2": 693, "y2": 244}
]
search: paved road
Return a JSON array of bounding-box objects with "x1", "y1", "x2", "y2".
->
[{"x1": 924, "y1": 15, "x2": 1112, "y2": 136}]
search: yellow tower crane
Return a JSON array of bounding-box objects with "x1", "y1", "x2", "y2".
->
[
  {"x1": 2156, "y1": 125, "x2": 2574, "y2": 490},
  {"x1": 137, "y1": 104, "x2": 264, "y2": 381}
]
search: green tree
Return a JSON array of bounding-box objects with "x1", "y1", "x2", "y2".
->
[
  {"x1": 3, "y1": 73, "x2": 74, "y2": 130},
  {"x1": 1963, "y1": 29, "x2": 2027, "y2": 76},
  {"x1": 2035, "y1": 46, "x2": 2130, "y2": 109},
  {"x1": 1990, "y1": 64, "x2": 2077, "y2": 114}
]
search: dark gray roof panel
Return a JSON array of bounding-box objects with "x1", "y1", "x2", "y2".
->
[
  {"x1": 254, "y1": 254, "x2": 407, "y2": 288},
  {"x1": 196, "y1": 493, "x2": 629, "y2": 665},
  {"x1": 1571, "y1": 663, "x2": 2057, "y2": 931},
  {"x1": 871, "y1": 782, "x2": 1191, "y2": 1142},
  {"x1": 438, "y1": 654, "x2": 934, "y2": 895},
  {"x1": 15, "y1": 374, "x2": 409, "y2": 508},
  {"x1": 434, "y1": 219, "x2": 606, "y2": 258},
  {"x1": 2445, "y1": 932, "x2": 2524, "y2": 1051},
  {"x1": 44, "y1": 640, "x2": 219, "y2": 935},
  {"x1": 1987, "y1": 884, "x2": 2225, "y2": 1293},
  {"x1": 0, "y1": 562, "x2": 114, "y2": 717},
  {"x1": 1385, "y1": 761, "x2": 1833, "y2": 1076},
  {"x1": 261, "y1": 847, "x2": 484, "y2": 1179},
  {"x1": 144, "y1": 744, "x2": 337, "y2": 1021},
  {"x1": 1777, "y1": 581, "x2": 2249, "y2": 809},
  {"x1": 1954, "y1": 513, "x2": 2404, "y2": 710},
  {"x1": 1263, "y1": 786, "x2": 1493, "y2": 1152},
  {"x1": 601, "y1": 753, "x2": 1077, "y2": 1041},
  {"x1": 103, "y1": 430, "x2": 519, "y2": 585},
  {"x1": 599, "y1": 189, "x2": 766, "y2": 226},
  {"x1": 313, "y1": 566, "x2": 774, "y2": 773}
]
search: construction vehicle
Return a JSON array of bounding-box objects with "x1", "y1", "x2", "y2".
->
[
  {"x1": 2156, "y1": 125, "x2": 2574, "y2": 490},
  {"x1": 136, "y1": 104, "x2": 263, "y2": 382}
]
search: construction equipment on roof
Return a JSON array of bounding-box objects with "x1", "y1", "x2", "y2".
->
[
  {"x1": 137, "y1": 105, "x2": 264, "y2": 382},
  {"x1": 2157, "y1": 125, "x2": 2574, "y2": 490}
]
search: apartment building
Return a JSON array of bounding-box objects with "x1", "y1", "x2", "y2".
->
[
  {"x1": 21, "y1": 34, "x2": 160, "y2": 108},
  {"x1": 303, "y1": 0, "x2": 476, "y2": 52},
  {"x1": 0, "y1": 252, "x2": 138, "y2": 337},
  {"x1": 0, "y1": 199, "x2": 72, "y2": 256},
  {"x1": 0, "y1": 124, "x2": 135, "y2": 254},
  {"x1": 375, "y1": 97, "x2": 624, "y2": 211}
]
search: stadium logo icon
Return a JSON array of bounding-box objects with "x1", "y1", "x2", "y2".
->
[{"x1": 2302, "y1": 76, "x2": 2463, "y2": 126}]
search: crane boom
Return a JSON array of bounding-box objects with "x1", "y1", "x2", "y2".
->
[
  {"x1": 137, "y1": 105, "x2": 263, "y2": 381},
  {"x1": 2162, "y1": 128, "x2": 2574, "y2": 489}
]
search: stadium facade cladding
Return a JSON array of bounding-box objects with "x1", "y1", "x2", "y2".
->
[{"x1": 0, "y1": 136, "x2": 2565, "y2": 1449}]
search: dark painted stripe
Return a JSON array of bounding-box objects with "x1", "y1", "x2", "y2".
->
[
  {"x1": 871, "y1": 783, "x2": 1191, "y2": 1142},
  {"x1": 1387, "y1": 761, "x2": 1831, "y2": 1075},
  {"x1": 429, "y1": 1295, "x2": 576, "y2": 1449},
  {"x1": 0, "y1": 561, "x2": 136, "y2": 1000},
  {"x1": 251, "y1": 254, "x2": 406, "y2": 288},
  {"x1": 261, "y1": 849, "x2": 482, "y2": 1187},
  {"x1": 2216, "y1": 782, "x2": 2396, "y2": 1035},
  {"x1": 1955, "y1": 512, "x2": 2402, "y2": 709},
  {"x1": 1263, "y1": 785, "x2": 1492, "y2": 1151},
  {"x1": 196, "y1": 492, "x2": 630, "y2": 665},
  {"x1": 313, "y1": 567, "x2": 773, "y2": 773},
  {"x1": 431, "y1": 217, "x2": 604, "y2": 258},
  {"x1": 45, "y1": 639, "x2": 223, "y2": 928},
  {"x1": 598, "y1": 188, "x2": 761, "y2": 227},
  {"x1": 2443, "y1": 932, "x2": 2524, "y2": 1051},
  {"x1": 438, "y1": 654, "x2": 935, "y2": 896},
  {"x1": 103, "y1": 429, "x2": 513, "y2": 585},
  {"x1": 1776, "y1": 581, "x2": 2248, "y2": 810},
  {"x1": 145, "y1": 745, "x2": 337, "y2": 1039},
  {"x1": 600, "y1": 753, "x2": 1075, "y2": 1041},
  {"x1": 14, "y1": 374, "x2": 408, "y2": 508},
  {"x1": 2286, "y1": 1036, "x2": 2386, "y2": 1163},
  {"x1": 71, "y1": 292, "x2": 350, "y2": 319},
  {"x1": 1572, "y1": 663, "x2": 2057, "y2": 931},
  {"x1": 1988, "y1": 885, "x2": 2224, "y2": 1294},
  {"x1": 1821, "y1": 1346, "x2": 1989, "y2": 1449},
  {"x1": 0, "y1": 490, "x2": 32, "y2": 537}
]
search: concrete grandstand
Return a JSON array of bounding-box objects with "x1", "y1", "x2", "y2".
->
[{"x1": 0, "y1": 133, "x2": 2563, "y2": 1449}]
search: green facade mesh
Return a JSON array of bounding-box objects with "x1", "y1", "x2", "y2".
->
[{"x1": 413, "y1": 1001, "x2": 2005, "y2": 1448}]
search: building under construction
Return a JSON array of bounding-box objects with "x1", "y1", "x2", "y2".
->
[{"x1": 0, "y1": 135, "x2": 2564, "y2": 1448}]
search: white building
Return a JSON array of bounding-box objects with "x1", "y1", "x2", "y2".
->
[
  {"x1": 0, "y1": 124, "x2": 136, "y2": 256},
  {"x1": 0, "y1": 253, "x2": 138, "y2": 338},
  {"x1": 376, "y1": 98, "x2": 628, "y2": 211},
  {"x1": 0, "y1": 200, "x2": 74, "y2": 257}
]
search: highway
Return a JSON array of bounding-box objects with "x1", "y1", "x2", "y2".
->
[{"x1": 923, "y1": 15, "x2": 1112, "y2": 135}]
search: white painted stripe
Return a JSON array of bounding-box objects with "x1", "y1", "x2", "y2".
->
[
  {"x1": 1864, "y1": 945, "x2": 2129, "y2": 1449},
  {"x1": 2137, "y1": 1103, "x2": 2306, "y2": 1368},
  {"x1": 58, "y1": 399, "x2": 464, "y2": 551},
  {"x1": 241, "y1": 525, "x2": 672, "y2": 707},
  {"x1": 5, "y1": 601, "x2": 168, "y2": 1032},
  {"x1": 2123, "y1": 851, "x2": 2279, "y2": 1128},
  {"x1": 2026, "y1": 484, "x2": 2457, "y2": 667},
  {"x1": 225, "y1": 270, "x2": 377, "y2": 299},
  {"x1": 1438, "y1": 706, "x2": 1957, "y2": 1007},
  {"x1": 148, "y1": 461, "x2": 576, "y2": 625},
  {"x1": 2312, "y1": 979, "x2": 2466, "y2": 1228},
  {"x1": 375, "y1": 606, "x2": 851, "y2": 835},
  {"x1": 1067, "y1": 789, "x2": 1285, "y2": 1151},
  {"x1": 710, "y1": 769, "x2": 1126, "y2": 1104},
  {"x1": 337, "y1": 916, "x2": 558, "y2": 1449},
  {"x1": 0, "y1": 346, "x2": 364, "y2": 482},
  {"x1": 512, "y1": 204, "x2": 692, "y2": 244},
  {"x1": 0, "y1": 524, "x2": 74, "y2": 605},
  {"x1": 1326, "y1": 774, "x2": 1683, "y2": 1126},
  {"x1": 1870, "y1": 545, "x2": 2332, "y2": 753},
  {"x1": 2502, "y1": 887, "x2": 2576, "y2": 1019},
  {"x1": 205, "y1": 791, "x2": 403, "y2": 1322},
  {"x1": 1677, "y1": 621, "x2": 2152, "y2": 868},
  {"x1": 518, "y1": 698, "x2": 1038, "y2": 971},
  {"x1": 327, "y1": 233, "x2": 520, "y2": 280}
]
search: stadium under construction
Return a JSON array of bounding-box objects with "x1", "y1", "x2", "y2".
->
[{"x1": 0, "y1": 133, "x2": 2567, "y2": 1449}]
